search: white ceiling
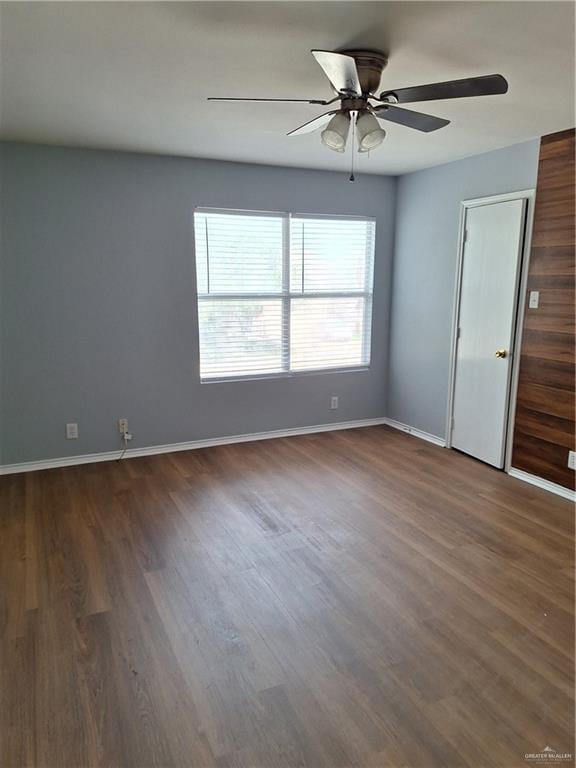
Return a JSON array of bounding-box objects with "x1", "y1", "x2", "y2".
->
[{"x1": 1, "y1": 2, "x2": 574, "y2": 175}]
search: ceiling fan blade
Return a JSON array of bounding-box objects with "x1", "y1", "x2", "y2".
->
[
  {"x1": 379, "y1": 74, "x2": 508, "y2": 103},
  {"x1": 287, "y1": 110, "x2": 338, "y2": 136},
  {"x1": 372, "y1": 104, "x2": 450, "y2": 132},
  {"x1": 311, "y1": 50, "x2": 362, "y2": 95},
  {"x1": 208, "y1": 97, "x2": 330, "y2": 104}
]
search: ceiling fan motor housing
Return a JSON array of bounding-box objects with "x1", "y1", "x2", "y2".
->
[{"x1": 339, "y1": 49, "x2": 389, "y2": 95}]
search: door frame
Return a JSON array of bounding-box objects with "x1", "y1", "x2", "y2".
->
[{"x1": 445, "y1": 189, "x2": 536, "y2": 470}]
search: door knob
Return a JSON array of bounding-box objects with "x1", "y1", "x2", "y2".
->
[{"x1": 495, "y1": 349, "x2": 507, "y2": 358}]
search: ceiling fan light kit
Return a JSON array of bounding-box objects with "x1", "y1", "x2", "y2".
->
[{"x1": 208, "y1": 48, "x2": 508, "y2": 176}]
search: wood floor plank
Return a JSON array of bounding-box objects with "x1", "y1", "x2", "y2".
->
[{"x1": 0, "y1": 426, "x2": 573, "y2": 767}]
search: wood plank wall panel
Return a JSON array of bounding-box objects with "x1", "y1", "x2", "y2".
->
[{"x1": 512, "y1": 129, "x2": 575, "y2": 489}]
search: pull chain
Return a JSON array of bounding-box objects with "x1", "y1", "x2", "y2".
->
[{"x1": 349, "y1": 112, "x2": 356, "y2": 183}]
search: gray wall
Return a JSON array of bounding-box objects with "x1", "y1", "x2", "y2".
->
[
  {"x1": 387, "y1": 139, "x2": 540, "y2": 439},
  {"x1": 0, "y1": 142, "x2": 396, "y2": 464}
]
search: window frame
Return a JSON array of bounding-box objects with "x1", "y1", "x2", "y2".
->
[{"x1": 194, "y1": 207, "x2": 376, "y2": 383}]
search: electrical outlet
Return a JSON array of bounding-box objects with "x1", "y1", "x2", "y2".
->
[
  {"x1": 118, "y1": 418, "x2": 129, "y2": 435},
  {"x1": 528, "y1": 290, "x2": 540, "y2": 309},
  {"x1": 568, "y1": 451, "x2": 576, "y2": 471},
  {"x1": 66, "y1": 423, "x2": 78, "y2": 439},
  {"x1": 330, "y1": 396, "x2": 339, "y2": 410}
]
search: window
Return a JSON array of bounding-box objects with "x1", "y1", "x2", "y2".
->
[{"x1": 194, "y1": 208, "x2": 375, "y2": 381}]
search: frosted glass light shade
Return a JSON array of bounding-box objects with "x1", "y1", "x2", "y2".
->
[
  {"x1": 321, "y1": 111, "x2": 350, "y2": 152},
  {"x1": 356, "y1": 110, "x2": 386, "y2": 152}
]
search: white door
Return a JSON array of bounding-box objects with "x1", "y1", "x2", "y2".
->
[{"x1": 451, "y1": 198, "x2": 526, "y2": 468}]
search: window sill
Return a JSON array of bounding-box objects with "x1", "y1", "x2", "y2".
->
[{"x1": 200, "y1": 366, "x2": 371, "y2": 384}]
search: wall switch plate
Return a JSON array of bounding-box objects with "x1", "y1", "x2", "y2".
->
[
  {"x1": 330, "y1": 396, "x2": 339, "y2": 410},
  {"x1": 568, "y1": 451, "x2": 576, "y2": 470},
  {"x1": 528, "y1": 290, "x2": 540, "y2": 309},
  {"x1": 118, "y1": 418, "x2": 129, "y2": 435},
  {"x1": 66, "y1": 423, "x2": 78, "y2": 439}
]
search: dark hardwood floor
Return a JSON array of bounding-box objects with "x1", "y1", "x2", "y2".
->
[{"x1": 1, "y1": 426, "x2": 574, "y2": 767}]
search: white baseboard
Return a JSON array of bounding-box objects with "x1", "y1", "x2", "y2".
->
[
  {"x1": 3, "y1": 420, "x2": 570, "y2": 502},
  {"x1": 0, "y1": 417, "x2": 389, "y2": 476},
  {"x1": 508, "y1": 467, "x2": 576, "y2": 502},
  {"x1": 382, "y1": 417, "x2": 446, "y2": 448}
]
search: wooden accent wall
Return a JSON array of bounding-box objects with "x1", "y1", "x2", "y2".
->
[{"x1": 512, "y1": 128, "x2": 575, "y2": 489}]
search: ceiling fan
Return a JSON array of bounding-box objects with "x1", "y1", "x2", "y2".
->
[{"x1": 208, "y1": 49, "x2": 508, "y2": 155}]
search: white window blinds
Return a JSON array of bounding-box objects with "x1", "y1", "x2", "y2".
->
[{"x1": 194, "y1": 209, "x2": 375, "y2": 380}]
